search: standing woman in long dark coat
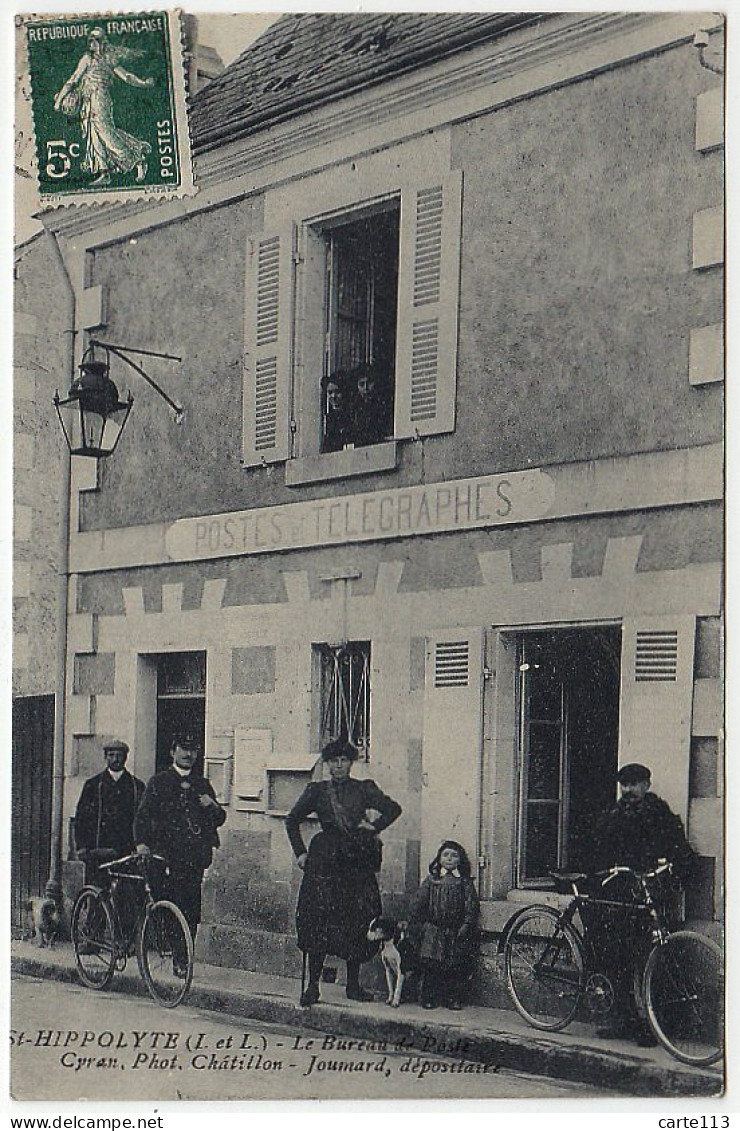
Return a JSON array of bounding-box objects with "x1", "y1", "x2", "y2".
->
[{"x1": 286, "y1": 738, "x2": 402, "y2": 1006}]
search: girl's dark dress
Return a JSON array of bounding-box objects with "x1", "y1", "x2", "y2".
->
[
  {"x1": 286, "y1": 778, "x2": 401, "y2": 960},
  {"x1": 411, "y1": 868, "x2": 480, "y2": 1003}
]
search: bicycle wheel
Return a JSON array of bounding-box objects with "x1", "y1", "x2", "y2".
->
[
  {"x1": 644, "y1": 930, "x2": 723, "y2": 1066},
  {"x1": 137, "y1": 900, "x2": 193, "y2": 1008},
  {"x1": 504, "y1": 906, "x2": 585, "y2": 1030},
  {"x1": 71, "y1": 889, "x2": 117, "y2": 990}
]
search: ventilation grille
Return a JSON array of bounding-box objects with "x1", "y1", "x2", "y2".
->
[
  {"x1": 634, "y1": 630, "x2": 679, "y2": 682},
  {"x1": 254, "y1": 357, "x2": 278, "y2": 450},
  {"x1": 413, "y1": 185, "x2": 443, "y2": 307},
  {"x1": 256, "y1": 236, "x2": 280, "y2": 347},
  {"x1": 434, "y1": 641, "x2": 469, "y2": 687},
  {"x1": 410, "y1": 318, "x2": 438, "y2": 421}
]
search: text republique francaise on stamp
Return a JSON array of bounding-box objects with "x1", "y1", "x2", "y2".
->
[{"x1": 23, "y1": 11, "x2": 194, "y2": 205}]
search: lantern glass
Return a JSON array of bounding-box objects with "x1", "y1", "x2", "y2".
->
[{"x1": 54, "y1": 355, "x2": 133, "y2": 458}]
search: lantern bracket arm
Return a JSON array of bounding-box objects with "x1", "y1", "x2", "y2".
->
[{"x1": 89, "y1": 339, "x2": 185, "y2": 423}]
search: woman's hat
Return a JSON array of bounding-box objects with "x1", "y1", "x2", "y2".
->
[{"x1": 321, "y1": 737, "x2": 358, "y2": 762}]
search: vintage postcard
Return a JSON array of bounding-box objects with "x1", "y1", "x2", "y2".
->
[{"x1": 11, "y1": 4, "x2": 726, "y2": 1107}]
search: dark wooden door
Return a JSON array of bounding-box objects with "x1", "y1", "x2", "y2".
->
[{"x1": 11, "y1": 695, "x2": 55, "y2": 930}]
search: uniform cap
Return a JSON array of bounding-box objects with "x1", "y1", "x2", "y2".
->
[{"x1": 171, "y1": 730, "x2": 202, "y2": 751}]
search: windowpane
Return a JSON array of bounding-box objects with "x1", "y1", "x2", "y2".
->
[
  {"x1": 318, "y1": 642, "x2": 371, "y2": 759},
  {"x1": 524, "y1": 804, "x2": 559, "y2": 880},
  {"x1": 526, "y1": 723, "x2": 563, "y2": 800},
  {"x1": 321, "y1": 204, "x2": 399, "y2": 453}
]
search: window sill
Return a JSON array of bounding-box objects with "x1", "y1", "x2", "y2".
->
[{"x1": 285, "y1": 441, "x2": 398, "y2": 486}]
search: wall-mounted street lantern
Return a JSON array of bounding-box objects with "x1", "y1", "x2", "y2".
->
[{"x1": 54, "y1": 339, "x2": 183, "y2": 458}]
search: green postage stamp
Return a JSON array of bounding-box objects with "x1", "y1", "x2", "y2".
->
[{"x1": 23, "y1": 10, "x2": 194, "y2": 204}]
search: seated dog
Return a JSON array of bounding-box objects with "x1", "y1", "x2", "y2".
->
[
  {"x1": 25, "y1": 897, "x2": 62, "y2": 948},
  {"x1": 367, "y1": 917, "x2": 418, "y2": 1007}
]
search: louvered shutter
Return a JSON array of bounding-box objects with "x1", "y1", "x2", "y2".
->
[
  {"x1": 618, "y1": 617, "x2": 696, "y2": 823},
  {"x1": 420, "y1": 628, "x2": 484, "y2": 869},
  {"x1": 394, "y1": 172, "x2": 463, "y2": 439},
  {"x1": 242, "y1": 227, "x2": 295, "y2": 466}
]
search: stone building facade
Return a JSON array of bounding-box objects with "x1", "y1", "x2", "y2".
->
[{"x1": 20, "y1": 12, "x2": 723, "y2": 988}]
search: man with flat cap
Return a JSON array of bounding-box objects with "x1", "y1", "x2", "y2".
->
[
  {"x1": 595, "y1": 763, "x2": 695, "y2": 880},
  {"x1": 74, "y1": 739, "x2": 146, "y2": 883},
  {"x1": 134, "y1": 731, "x2": 226, "y2": 956},
  {"x1": 591, "y1": 762, "x2": 695, "y2": 1044}
]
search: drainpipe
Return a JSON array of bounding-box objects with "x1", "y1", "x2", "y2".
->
[{"x1": 43, "y1": 228, "x2": 75, "y2": 907}]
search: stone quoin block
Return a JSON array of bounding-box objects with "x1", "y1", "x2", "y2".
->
[
  {"x1": 14, "y1": 561, "x2": 31, "y2": 599},
  {"x1": 13, "y1": 633, "x2": 29, "y2": 670},
  {"x1": 73, "y1": 652, "x2": 116, "y2": 696},
  {"x1": 689, "y1": 323, "x2": 723, "y2": 386},
  {"x1": 15, "y1": 505, "x2": 32, "y2": 542},
  {"x1": 692, "y1": 206, "x2": 724, "y2": 270},
  {"x1": 15, "y1": 434, "x2": 34, "y2": 471},
  {"x1": 231, "y1": 645, "x2": 277, "y2": 694},
  {"x1": 696, "y1": 86, "x2": 724, "y2": 152},
  {"x1": 79, "y1": 284, "x2": 108, "y2": 331},
  {"x1": 14, "y1": 367, "x2": 36, "y2": 401}
]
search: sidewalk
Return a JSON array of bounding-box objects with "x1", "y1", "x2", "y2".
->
[{"x1": 11, "y1": 941, "x2": 722, "y2": 1098}]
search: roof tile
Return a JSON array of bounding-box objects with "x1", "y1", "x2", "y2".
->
[{"x1": 190, "y1": 12, "x2": 545, "y2": 153}]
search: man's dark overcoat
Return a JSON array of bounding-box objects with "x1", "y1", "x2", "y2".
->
[
  {"x1": 74, "y1": 768, "x2": 146, "y2": 865},
  {"x1": 134, "y1": 767, "x2": 226, "y2": 937},
  {"x1": 594, "y1": 791, "x2": 695, "y2": 880}
]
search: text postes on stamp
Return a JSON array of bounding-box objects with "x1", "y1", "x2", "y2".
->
[{"x1": 24, "y1": 10, "x2": 195, "y2": 205}]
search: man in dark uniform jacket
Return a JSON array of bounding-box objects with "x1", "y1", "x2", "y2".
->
[
  {"x1": 592, "y1": 762, "x2": 695, "y2": 1045},
  {"x1": 134, "y1": 732, "x2": 225, "y2": 947},
  {"x1": 74, "y1": 739, "x2": 145, "y2": 882}
]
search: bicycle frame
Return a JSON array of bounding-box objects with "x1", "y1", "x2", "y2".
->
[
  {"x1": 499, "y1": 864, "x2": 675, "y2": 1006},
  {"x1": 95, "y1": 854, "x2": 166, "y2": 965}
]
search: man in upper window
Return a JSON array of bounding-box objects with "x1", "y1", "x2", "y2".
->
[{"x1": 74, "y1": 739, "x2": 145, "y2": 882}]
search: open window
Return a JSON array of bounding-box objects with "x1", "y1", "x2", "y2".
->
[
  {"x1": 242, "y1": 172, "x2": 463, "y2": 470},
  {"x1": 516, "y1": 628, "x2": 621, "y2": 885},
  {"x1": 321, "y1": 203, "x2": 399, "y2": 452}
]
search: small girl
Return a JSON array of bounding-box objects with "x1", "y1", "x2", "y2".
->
[{"x1": 410, "y1": 840, "x2": 480, "y2": 1010}]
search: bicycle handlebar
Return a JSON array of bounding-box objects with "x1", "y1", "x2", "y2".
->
[
  {"x1": 599, "y1": 861, "x2": 672, "y2": 887},
  {"x1": 97, "y1": 852, "x2": 166, "y2": 871}
]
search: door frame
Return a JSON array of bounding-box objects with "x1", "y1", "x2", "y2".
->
[{"x1": 480, "y1": 619, "x2": 621, "y2": 901}]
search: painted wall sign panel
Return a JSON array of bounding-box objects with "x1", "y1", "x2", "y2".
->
[
  {"x1": 164, "y1": 469, "x2": 556, "y2": 563},
  {"x1": 69, "y1": 444, "x2": 722, "y2": 574}
]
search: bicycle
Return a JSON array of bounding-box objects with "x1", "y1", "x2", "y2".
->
[
  {"x1": 71, "y1": 853, "x2": 194, "y2": 1008},
  {"x1": 501, "y1": 863, "x2": 723, "y2": 1067}
]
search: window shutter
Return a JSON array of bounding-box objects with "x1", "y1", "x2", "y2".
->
[
  {"x1": 395, "y1": 171, "x2": 463, "y2": 439},
  {"x1": 618, "y1": 617, "x2": 696, "y2": 823},
  {"x1": 233, "y1": 726, "x2": 272, "y2": 808},
  {"x1": 242, "y1": 227, "x2": 295, "y2": 466},
  {"x1": 420, "y1": 628, "x2": 484, "y2": 870}
]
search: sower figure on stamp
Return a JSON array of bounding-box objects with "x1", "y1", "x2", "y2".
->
[
  {"x1": 53, "y1": 27, "x2": 154, "y2": 186},
  {"x1": 74, "y1": 738, "x2": 145, "y2": 884},
  {"x1": 286, "y1": 738, "x2": 402, "y2": 1007},
  {"x1": 590, "y1": 762, "x2": 695, "y2": 1045},
  {"x1": 134, "y1": 731, "x2": 225, "y2": 968}
]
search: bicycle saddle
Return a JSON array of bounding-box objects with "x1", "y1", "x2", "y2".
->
[{"x1": 549, "y1": 871, "x2": 588, "y2": 892}]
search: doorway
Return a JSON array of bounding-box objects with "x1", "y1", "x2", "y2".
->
[
  {"x1": 155, "y1": 652, "x2": 206, "y2": 775},
  {"x1": 11, "y1": 695, "x2": 54, "y2": 931},
  {"x1": 516, "y1": 626, "x2": 621, "y2": 885}
]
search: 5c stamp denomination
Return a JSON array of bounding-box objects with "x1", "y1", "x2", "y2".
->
[{"x1": 23, "y1": 10, "x2": 194, "y2": 205}]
